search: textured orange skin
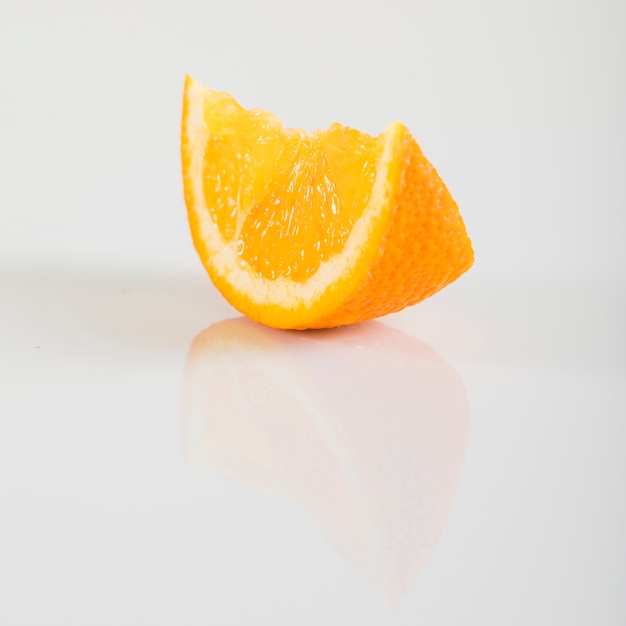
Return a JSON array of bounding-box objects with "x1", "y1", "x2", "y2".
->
[
  {"x1": 181, "y1": 77, "x2": 474, "y2": 330},
  {"x1": 313, "y1": 129, "x2": 474, "y2": 328}
]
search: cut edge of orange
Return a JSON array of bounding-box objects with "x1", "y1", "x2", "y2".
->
[{"x1": 181, "y1": 75, "x2": 473, "y2": 329}]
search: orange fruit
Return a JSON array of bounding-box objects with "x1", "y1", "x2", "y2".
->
[{"x1": 181, "y1": 75, "x2": 473, "y2": 329}]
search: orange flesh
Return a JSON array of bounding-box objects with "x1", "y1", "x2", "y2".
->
[
  {"x1": 201, "y1": 94, "x2": 380, "y2": 282},
  {"x1": 183, "y1": 76, "x2": 474, "y2": 330}
]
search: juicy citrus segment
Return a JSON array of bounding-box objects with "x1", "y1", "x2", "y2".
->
[
  {"x1": 201, "y1": 93, "x2": 285, "y2": 243},
  {"x1": 240, "y1": 130, "x2": 381, "y2": 282},
  {"x1": 200, "y1": 97, "x2": 381, "y2": 283},
  {"x1": 181, "y1": 75, "x2": 473, "y2": 329}
]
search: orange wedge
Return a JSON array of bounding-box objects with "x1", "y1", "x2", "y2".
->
[{"x1": 181, "y1": 75, "x2": 473, "y2": 329}]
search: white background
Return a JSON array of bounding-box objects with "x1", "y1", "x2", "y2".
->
[{"x1": 1, "y1": 0, "x2": 625, "y2": 624}]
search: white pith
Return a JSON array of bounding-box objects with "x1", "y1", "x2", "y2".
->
[{"x1": 185, "y1": 79, "x2": 400, "y2": 308}]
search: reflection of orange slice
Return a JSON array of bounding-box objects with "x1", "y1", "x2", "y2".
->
[
  {"x1": 181, "y1": 318, "x2": 470, "y2": 606},
  {"x1": 181, "y1": 76, "x2": 474, "y2": 329}
]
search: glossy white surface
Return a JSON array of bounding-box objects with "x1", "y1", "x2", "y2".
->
[{"x1": 1, "y1": 0, "x2": 625, "y2": 624}]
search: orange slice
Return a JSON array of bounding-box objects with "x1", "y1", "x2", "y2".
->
[{"x1": 181, "y1": 75, "x2": 473, "y2": 329}]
